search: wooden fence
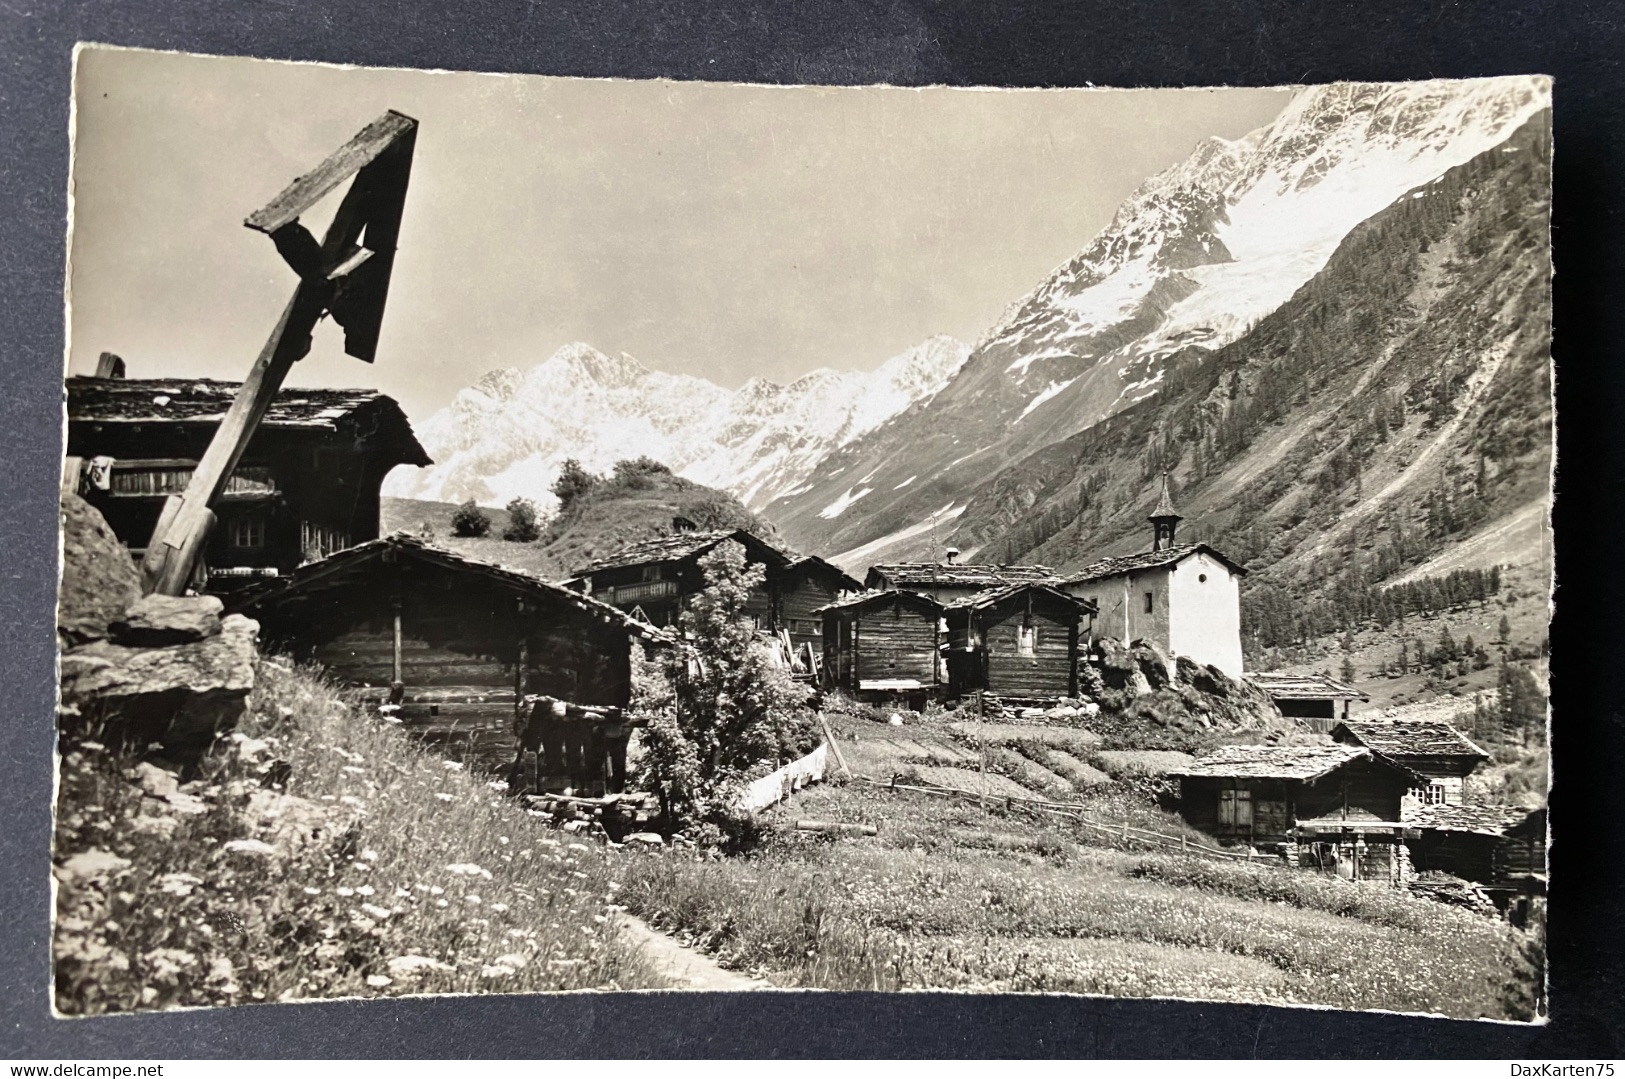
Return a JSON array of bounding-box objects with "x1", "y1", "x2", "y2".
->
[{"x1": 865, "y1": 777, "x2": 1269, "y2": 864}]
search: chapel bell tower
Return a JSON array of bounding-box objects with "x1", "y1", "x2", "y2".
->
[{"x1": 1149, "y1": 472, "x2": 1182, "y2": 552}]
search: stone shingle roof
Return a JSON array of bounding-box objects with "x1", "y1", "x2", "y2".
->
[
  {"x1": 230, "y1": 533, "x2": 669, "y2": 643},
  {"x1": 943, "y1": 582, "x2": 1097, "y2": 615},
  {"x1": 1250, "y1": 672, "x2": 1370, "y2": 702},
  {"x1": 866, "y1": 563, "x2": 1059, "y2": 589},
  {"x1": 1410, "y1": 803, "x2": 1541, "y2": 836},
  {"x1": 66, "y1": 377, "x2": 431, "y2": 465},
  {"x1": 813, "y1": 589, "x2": 942, "y2": 617},
  {"x1": 1334, "y1": 719, "x2": 1489, "y2": 760},
  {"x1": 1065, "y1": 542, "x2": 1246, "y2": 584},
  {"x1": 1168, "y1": 743, "x2": 1371, "y2": 781},
  {"x1": 574, "y1": 529, "x2": 791, "y2": 576}
]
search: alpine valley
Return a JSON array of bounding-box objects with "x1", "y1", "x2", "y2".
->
[{"x1": 389, "y1": 77, "x2": 1552, "y2": 672}]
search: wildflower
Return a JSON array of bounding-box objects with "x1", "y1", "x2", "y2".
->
[
  {"x1": 436, "y1": 899, "x2": 449, "y2": 908},
  {"x1": 395, "y1": 888, "x2": 413, "y2": 898},
  {"x1": 480, "y1": 963, "x2": 515, "y2": 979},
  {"x1": 445, "y1": 863, "x2": 493, "y2": 880},
  {"x1": 361, "y1": 903, "x2": 392, "y2": 920},
  {"x1": 465, "y1": 895, "x2": 482, "y2": 905},
  {"x1": 157, "y1": 872, "x2": 203, "y2": 897},
  {"x1": 303, "y1": 887, "x2": 322, "y2": 896},
  {"x1": 356, "y1": 885, "x2": 376, "y2": 897},
  {"x1": 442, "y1": 761, "x2": 464, "y2": 771},
  {"x1": 365, "y1": 975, "x2": 392, "y2": 988},
  {"x1": 429, "y1": 885, "x2": 444, "y2": 895},
  {"x1": 386, "y1": 955, "x2": 454, "y2": 978},
  {"x1": 490, "y1": 903, "x2": 509, "y2": 913},
  {"x1": 361, "y1": 849, "x2": 379, "y2": 862},
  {"x1": 339, "y1": 796, "x2": 364, "y2": 808},
  {"x1": 222, "y1": 838, "x2": 278, "y2": 856},
  {"x1": 337, "y1": 887, "x2": 356, "y2": 897},
  {"x1": 435, "y1": 793, "x2": 456, "y2": 803}
]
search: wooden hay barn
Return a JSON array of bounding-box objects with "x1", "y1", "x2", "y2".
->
[
  {"x1": 942, "y1": 583, "x2": 1096, "y2": 700},
  {"x1": 1247, "y1": 672, "x2": 1369, "y2": 728},
  {"x1": 65, "y1": 373, "x2": 430, "y2": 592},
  {"x1": 1407, "y1": 803, "x2": 1547, "y2": 913},
  {"x1": 1169, "y1": 744, "x2": 1426, "y2": 884},
  {"x1": 1332, "y1": 719, "x2": 1491, "y2": 805},
  {"x1": 817, "y1": 589, "x2": 945, "y2": 703},
  {"x1": 569, "y1": 529, "x2": 859, "y2": 657},
  {"x1": 231, "y1": 534, "x2": 663, "y2": 792}
]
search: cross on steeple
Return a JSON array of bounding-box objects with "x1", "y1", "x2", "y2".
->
[{"x1": 1149, "y1": 472, "x2": 1182, "y2": 552}]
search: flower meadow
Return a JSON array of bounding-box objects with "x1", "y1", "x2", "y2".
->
[
  {"x1": 616, "y1": 784, "x2": 1542, "y2": 1019},
  {"x1": 52, "y1": 660, "x2": 667, "y2": 1014}
]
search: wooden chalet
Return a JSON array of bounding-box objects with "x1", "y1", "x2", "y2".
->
[
  {"x1": 1406, "y1": 803, "x2": 1547, "y2": 919},
  {"x1": 864, "y1": 560, "x2": 1060, "y2": 604},
  {"x1": 230, "y1": 534, "x2": 664, "y2": 794},
  {"x1": 817, "y1": 590, "x2": 945, "y2": 703},
  {"x1": 1169, "y1": 744, "x2": 1426, "y2": 883},
  {"x1": 1247, "y1": 672, "x2": 1370, "y2": 728},
  {"x1": 942, "y1": 584, "x2": 1096, "y2": 700},
  {"x1": 570, "y1": 528, "x2": 859, "y2": 655},
  {"x1": 66, "y1": 372, "x2": 430, "y2": 593},
  {"x1": 1332, "y1": 719, "x2": 1490, "y2": 805}
]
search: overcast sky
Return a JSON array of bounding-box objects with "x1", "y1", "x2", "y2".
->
[{"x1": 67, "y1": 47, "x2": 1291, "y2": 423}]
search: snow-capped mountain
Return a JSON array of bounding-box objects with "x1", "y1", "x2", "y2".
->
[
  {"x1": 761, "y1": 76, "x2": 1552, "y2": 564},
  {"x1": 383, "y1": 336, "x2": 971, "y2": 510}
]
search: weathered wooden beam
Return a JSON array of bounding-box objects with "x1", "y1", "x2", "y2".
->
[
  {"x1": 245, "y1": 111, "x2": 417, "y2": 235},
  {"x1": 794, "y1": 820, "x2": 877, "y2": 837}
]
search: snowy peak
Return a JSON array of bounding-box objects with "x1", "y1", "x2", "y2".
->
[{"x1": 383, "y1": 336, "x2": 970, "y2": 512}]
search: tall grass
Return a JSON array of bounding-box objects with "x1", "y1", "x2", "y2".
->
[
  {"x1": 617, "y1": 785, "x2": 1540, "y2": 1019},
  {"x1": 53, "y1": 659, "x2": 667, "y2": 1014}
]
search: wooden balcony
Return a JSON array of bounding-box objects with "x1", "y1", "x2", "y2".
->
[{"x1": 596, "y1": 578, "x2": 678, "y2": 606}]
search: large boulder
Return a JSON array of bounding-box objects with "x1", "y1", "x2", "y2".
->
[
  {"x1": 57, "y1": 494, "x2": 141, "y2": 646},
  {"x1": 59, "y1": 614, "x2": 260, "y2": 758},
  {"x1": 111, "y1": 594, "x2": 223, "y2": 647},
  {"x1": 1129, "y1": 639, "x2": 1173, "y2": 690}
]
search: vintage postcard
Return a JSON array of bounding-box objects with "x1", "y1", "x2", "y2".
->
[{"x1": 54, "y1": 45, "x2": 1552, "y2": 1020}]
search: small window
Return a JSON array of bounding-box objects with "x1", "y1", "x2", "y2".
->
[
  {"x1": 1198, "y1": 573, "x2": 1208, "y2": 583},
  {"x1": 1017, "y1": 624, "x2": 1037, "y2": 657},
  {"x1": 231, "y1": 515, "x2": 266, "y2": 549},
  {"x1": 641, "y1": 565, "x2": 662, "y2": 582},
  {"x1": 1409, "y1": 784, "x2": 1448, "y2": 805},
  {"x1": 1144, "y1": 591, "x2": 1155, "y2": 613}
]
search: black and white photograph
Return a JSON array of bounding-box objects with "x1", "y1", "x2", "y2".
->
[{"x1": 52, "y1": 46, "x2": 1552, "y2": 1023}]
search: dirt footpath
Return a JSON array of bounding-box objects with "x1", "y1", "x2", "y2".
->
[{"x1": 618, "y1": 912, "x2": 768, "y2": 991}]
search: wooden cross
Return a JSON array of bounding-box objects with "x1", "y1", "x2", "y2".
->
[{"x1": 140, "y1": 111, "x2": 418, "y2": 596}]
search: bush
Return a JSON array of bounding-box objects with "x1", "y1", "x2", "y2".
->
[
  {"x1": 551, "y1": 459, "x2": 599, "y2": 512},
  {"x1": 633, "y1": 542, "x2": 814, "y2": 845},
  {"x1": 502, "y1": 498, "x2": 541, "y2": 542},
  {"x1": 450, "y1": 500, "x2": 491, "y2": 538}
]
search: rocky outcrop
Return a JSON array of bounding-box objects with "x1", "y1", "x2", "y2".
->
[
  {"x1": 58, "y1": 494, "x2": 142, "y2": 646},
  {"x1": 110, "y1": 594, "x2": 224, "y2": 647},
  {"x1": 1084, "y1": 637, "x2": 1284, "y2": 751},
  {"x1": 61, "y1": 614, "x2": 259, "y2": 758}
]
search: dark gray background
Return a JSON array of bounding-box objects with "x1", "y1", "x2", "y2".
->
[{"x1": 3, "y1": 0, "x2": 1620, "y2": 1059}]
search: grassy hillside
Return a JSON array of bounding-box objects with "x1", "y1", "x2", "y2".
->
[
  {"x1": 384, "y1": 461, "x2": 780, "y2": 580},
  {"x1": 617, "y1": 778, "x2": 1540, "y2": 1018},
  {"x1": 53, "y1": 660, "x2": 667, "y2": 1013},
  {"x1": 941, "y1": 112, "x2": 1551, "y2": 671}
]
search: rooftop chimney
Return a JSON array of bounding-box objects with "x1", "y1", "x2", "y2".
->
[
  {"x1": 944, "y1": 546, "x2": 960, "y2": 565},
  {"x1": 94, "y1": 352, "x2": 126, "y2": 379}
]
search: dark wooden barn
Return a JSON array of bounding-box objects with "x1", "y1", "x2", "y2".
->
[
  {"x1": 1407, "y1": 803, "x2": 1546, "y2": 891},
  {"x1": 570, "y1": 529, "x2": 859, "y2": 652},
  {"x1": 1170, "y1": 744, "x2": 1425, "y2": 884},
  {"x1": 942, "y1": 584, "x2": 1095, "y2": 700},
  {"x1": 230, "y1": 534, "x2": 663, "y2": 793},
  {"x1": 1247, "y1": 672, "x2": 1370, "y2": 729},
  {"x1": 1332, "y1": 719, "x2": 1491, "y2": 805},
  {"x1": 65, "y1": 373, "x2": 430, "y2": 593},
  {"x1": 864, "y1": 560, "x2": 1060, "y2": 604},
  {"x1": 817, "y1": 589, "x2": 945, "y2": 702}
]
